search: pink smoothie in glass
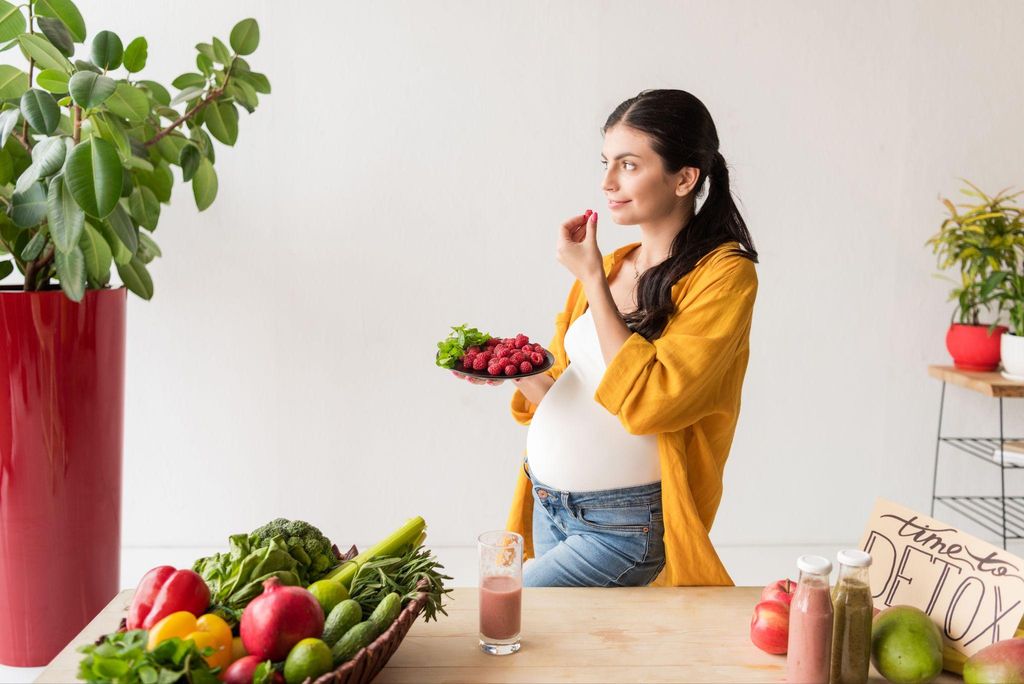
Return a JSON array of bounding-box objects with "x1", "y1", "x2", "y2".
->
[
  {"x1": 787, "y1": 580, "x2": 833, "y2": 683},
  {"x1": 479, "y1": 575, "x2": 522, "y2": 640}
]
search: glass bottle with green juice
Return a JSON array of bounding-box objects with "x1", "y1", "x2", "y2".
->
[{"x1": 829, "y1": 550, "x2": 874, "y2": 684}]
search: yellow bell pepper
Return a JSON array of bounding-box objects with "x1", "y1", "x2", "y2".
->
[{"x1": 147, "y1": 611, "x2": 233, "y2": 671}]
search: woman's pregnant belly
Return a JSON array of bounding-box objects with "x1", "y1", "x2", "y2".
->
[{"x1": 526, "y1": 363, "x2": 661, "y2": 492}]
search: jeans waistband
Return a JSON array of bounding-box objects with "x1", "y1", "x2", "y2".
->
[{"x1": 524, "y1": 460, "x2": 662, "y2": 506}]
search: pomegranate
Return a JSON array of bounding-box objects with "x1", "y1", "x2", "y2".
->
[{"x1": 240, "y1": 577, "x2": 325, "y2": 661}]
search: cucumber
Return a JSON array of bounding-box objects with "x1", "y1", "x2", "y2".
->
[
  {"x1": 322, "y1": 599, "x2": 362, "y2": 647},
  {"x1": 330, "y1": 621, "x2": 379, "y2": 665},
  {"x1": 368, "y1": 593, "x2": 402, "y2": 634}
]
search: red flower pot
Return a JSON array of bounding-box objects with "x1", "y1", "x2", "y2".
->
[
  {"x1": 0, "y1": 287, "x2": 127, "y2": 666},
  {"x1": 946, "y1": 323, "x2": 1007, "y2": 372}
]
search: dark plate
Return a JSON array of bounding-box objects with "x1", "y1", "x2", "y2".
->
[{"x1": 439, "y1": 350, "x2": 555, "y2": 386}]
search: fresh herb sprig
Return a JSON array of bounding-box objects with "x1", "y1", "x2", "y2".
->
[
  {"x1": 348, "y1": 544, "x2": 453, "y2": 622},
  {"x1": 77, "y1": 630, "x2": 220, "y2": 684},
  {"x1": 435, "y1": 324, "x2": 492, "y2": 369}
]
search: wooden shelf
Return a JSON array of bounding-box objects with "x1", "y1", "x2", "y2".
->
[{"x1": 928, "y1": 365, "x2": 1024, "y2": 398}]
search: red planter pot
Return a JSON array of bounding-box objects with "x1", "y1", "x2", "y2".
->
[
  {"x1": 946, "y1": 322, "x2": 1007, "y2": 372},
  {"x1": 0, "y1": 287, "x2": 126, "y2": 666}
]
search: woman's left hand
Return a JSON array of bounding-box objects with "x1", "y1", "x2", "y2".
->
[{"x1": 557, "y1": 211, "x2": 604, "y2": 283}]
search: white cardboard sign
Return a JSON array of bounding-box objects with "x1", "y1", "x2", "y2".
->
[{"x1": 858, "y1": 498, "x2": 1024, "y2": 657}]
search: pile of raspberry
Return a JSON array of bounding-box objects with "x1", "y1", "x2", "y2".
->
[{"x1": 461, "y1": 334, "x2": 549, "y2": 377}]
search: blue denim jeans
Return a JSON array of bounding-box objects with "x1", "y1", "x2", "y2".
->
[{"x1": 522, "y1": 461, "x2": 666, "y2": 587}]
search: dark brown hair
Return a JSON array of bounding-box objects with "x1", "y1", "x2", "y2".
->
[{"x1": 603, "y1": 89, "x2": 758, "y2": 340}]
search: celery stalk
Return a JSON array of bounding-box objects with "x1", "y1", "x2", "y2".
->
[{"x1": 326, "y1": 516, "x2": 426, "y2": 589}]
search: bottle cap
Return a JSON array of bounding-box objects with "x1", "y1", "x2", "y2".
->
[
  {"x1": 837, "y1": 549, "x2": 872, "y2": 568},
  {"x1": 796, "y1": 554, "x2": 832, "y2": 576}
]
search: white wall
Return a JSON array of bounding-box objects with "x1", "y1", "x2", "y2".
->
[{"x1": 58, "y1": 1, "x2": 1024, "y2": 561}]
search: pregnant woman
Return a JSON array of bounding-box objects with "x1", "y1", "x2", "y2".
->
[{"x1": 507, "y1": 89, "x2": 758, "y2": 588}]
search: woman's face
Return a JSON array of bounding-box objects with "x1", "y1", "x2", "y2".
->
[{"x1": 600, "y1": 124, "x2": 699, "y2": 225}]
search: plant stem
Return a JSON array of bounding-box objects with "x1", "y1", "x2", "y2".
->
[
  {"x1": 72, "y1": 105, "x2": 81, "y2": 143},
  {"x1": 145, "y1": 60, "x2": 236, "y2": 148},
  {"x1": 24, "y1": 241, "x2": 53, "y2": 292}
]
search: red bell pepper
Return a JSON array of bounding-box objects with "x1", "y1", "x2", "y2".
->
[{"x1": 127, "y1": 566, "x2": 211, "y2": 630}]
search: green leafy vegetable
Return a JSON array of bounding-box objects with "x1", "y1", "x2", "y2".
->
[
  {"x1": 76, "y1": 630, "x2": 220, "y2": 684},
  {"x1": 435, "y1": 324, "x2": 492, "y2": 369},
  {"x1": 192, "y1": 519, "x2": 341, "y2": 625},
  {"x1": 348, "y1": 544, "x2": 453, "y2": 623}
]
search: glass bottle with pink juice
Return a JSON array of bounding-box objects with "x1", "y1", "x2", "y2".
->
[{"x1": 787, "y1": 554, "x2": 834, "y2": 684}]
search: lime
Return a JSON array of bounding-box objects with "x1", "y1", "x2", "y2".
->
[
  {"x1": 284, "y1": 638, "x2": 333, "y2": 684},
  {"x1": 306, "y1": 579, "x2": 349, "y2": 616}
]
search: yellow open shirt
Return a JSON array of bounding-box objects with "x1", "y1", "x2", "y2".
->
[{"x1": 506, "y1": 240, "x2": 758, "y2": 586}]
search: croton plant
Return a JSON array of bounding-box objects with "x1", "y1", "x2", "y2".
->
[{"x1": 0, "y1": 0, "x2": 269, "y2": 300}]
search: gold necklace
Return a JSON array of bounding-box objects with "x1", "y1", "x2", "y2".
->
[{"x1": 633, "y1": 246, "x2": 643, "y2": 280}]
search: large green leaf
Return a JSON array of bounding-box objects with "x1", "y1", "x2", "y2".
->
[
  {"x1": 136, "y1": 159, "x2": 173, "y2": 203},
  {"x1": 104, "y1": 82, "x2": 148, "y2": 121},
  {"x1": 89, "y1": 112, "x2": 129, "y2": 157},
  {"x1": 96, "y1": 216, "x2": 131, "y2": 264},
  {"x1": 0, "y1": 64, "x2": 27, "y2": 98},
  {"x1": 171, "y1": 72, "x2": 205, "y2": 90},
  {"x1": 13, "y1": 162, "x2": 39, "y2": 194},
  {"x1": 105, "y1": 201, "x2": 137, "y2": 255},
  {"x1": 17, "y1": 34, "x2": 73, "y2": 73},
  {"x1": 30, "y1": 135, "x2": 66, "y2": 177},
  {"x1": 192, "y1": 157, "x2": 217, "y2": 211},
  {"x1": 11, "y1": 181, "x2": 47, "y2": 227},
  {"x1": 239, "y1": 71, "x2": 270, "y2": 94},
  {"x1": 54, "y1": 245, "x2": 84, "y2": 300},
  {"x1": 90, "y1": 30, "x2": 122, "y2": 70},
  {"x1": 170, "y1": 85, "x2": 203, "y2": 106},
  {"x1": 228, "y1": 79, "x2": 258, "y2": 112},
  {"x1": 0, "y1": 1, "x2": 25, "y2": 43},
  {"x1": 47, "y1": 174, "x2": 84, "y2": 253},
  {"x1": 229, "y1": 18, "x2": 259, "y2": 56},
  {"x1": 34, "y1": 0, "x2": 86, "y2": 43},
  {"x1": 20, "y1": 88, "x2": 59, "y2": 134},
  {"x1": 65, "y1": 137, "x2": 122, "y2": 218},
  {"x1": 116, "y1": 255, "x2": 152, "y2": 299},
  {"x1": 37, "y1": 16, "x2": 73, "y2": 57},
  {"x1": 204, "y1": 101, "x2": 237, "y2": 145},
  {"x1": 179, "y1": 144, "x2": 200, "y2": 181},
  {"x1": 80, "y1": 222, "x2": 110, "y2": 283},
  {"x1": 0, "y1": 108, "x2": 20, "y2": 148},
  {"x1": 20, "y1": 228, "x2": 45, "y2": 259},
  {"x1": 136, "y1": 231, "x2": 160, "y2": 264},
  {"x1": 137, "y1": 79, "x2": 168, "y2": 106},
  {"x1": 122, "y1": 36, "x2": 147, "y2": 73},
  {"x1": 0, "y1": 259, "x2": 12, "y2": 281},
  {"x1": 128, "y1": 185, "x2": 158, "y2": 230},
  {"x1": 36, "y1": 68, "x2": 69, "y2": 93},
  {"x1": 212, "y1": 37, "x2": 230, "y2": 65},
  {"x1": 69, "y1": 71, "x2": 115, "y2": 108}
]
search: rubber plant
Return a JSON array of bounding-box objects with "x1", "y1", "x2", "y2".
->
[
  {"x1": 926, "y1": 180, "x2": 1023, "y2": 328},
  {"x1": 0, "y1": 0, "x2": 270, "y2": 300}
]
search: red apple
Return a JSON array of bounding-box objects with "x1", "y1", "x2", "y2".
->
[
  {"x1": 750, "y1": 600, "x2": 789, "y2": 655},
  {"x1": 761, "y1": 578, "x2": 796, "y2": 607}
]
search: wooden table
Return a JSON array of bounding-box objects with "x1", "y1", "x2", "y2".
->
[{"x1": 37, "y1": 586, "x2": 962, "y2": 683}]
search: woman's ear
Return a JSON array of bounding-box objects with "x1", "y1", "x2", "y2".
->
[{"x1": 675, "y1": 166, "x2": 701, "y2": 197}]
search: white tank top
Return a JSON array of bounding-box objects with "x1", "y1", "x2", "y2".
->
[{"x1": 525, "y1": 308, "x2": 661, "y2": 492}]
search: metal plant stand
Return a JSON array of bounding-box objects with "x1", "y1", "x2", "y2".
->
[{"x1": 929, "y1": 365, "x2": 1024, "y2": 549}]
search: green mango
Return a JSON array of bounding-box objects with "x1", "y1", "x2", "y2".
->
[
  {"x1": 871, "y1": 605, "x2": 943, "y2": 684},
  {"x1": 964, "y1": 638, "x2": 1024, "y2": 684}
]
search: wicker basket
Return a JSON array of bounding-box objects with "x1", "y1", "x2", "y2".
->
[{"x1": 104, "y1": 547, "x2": 432, "y2": 684}]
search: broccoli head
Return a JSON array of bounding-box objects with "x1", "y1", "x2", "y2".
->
[{"x1": 249, "y1": 518, "x2": 338, "y2": 582}]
